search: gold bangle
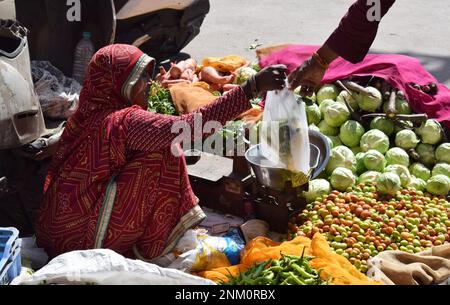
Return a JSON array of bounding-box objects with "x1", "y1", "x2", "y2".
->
[{"x1": 312, "y1": 52, "x2": 329, "y2": 69}]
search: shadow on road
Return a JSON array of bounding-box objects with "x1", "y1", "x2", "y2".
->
[
  {"x1": 401, "y1": 52, "x2": 450, "y2": 87},
  {"x1": 373, "y1": 51, "x2": 450, "y2": 86}
]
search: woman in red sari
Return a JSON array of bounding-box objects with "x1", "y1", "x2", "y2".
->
[{"x1": 35, "y1": 44, "x2": 286, "y2": 261}]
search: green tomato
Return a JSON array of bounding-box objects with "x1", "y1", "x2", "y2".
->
[
  {"x1": 406, "y1": 223, "x2": 415, "y2": 231},
  {"x1": 335, "y1": 249, "x2": 344, "y2": 255},
  {"x1": 400, "y1": 240, "x2": 409, "y2": 247},
  {"x1": 399, "y1": 246, "x2": 408, "y2": 252},
  {"x1": 357, "y1": 236, "x2": 366, "y2": 243},
  {"x1": 334, "y1": 235, "x2": 343, "y2": 242}
]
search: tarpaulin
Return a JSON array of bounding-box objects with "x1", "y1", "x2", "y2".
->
[{"x1": 259, "y1": 45, "x2": 450, "y2": 129}]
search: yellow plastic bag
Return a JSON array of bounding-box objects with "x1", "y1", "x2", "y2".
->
[{"x1": 202, "y1": 55, "x2": 248, "y2": 73}]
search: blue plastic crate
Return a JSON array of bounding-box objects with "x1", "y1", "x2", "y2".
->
[{"x1": 0, "y1": 227, "x2": 22, "y2": 285}]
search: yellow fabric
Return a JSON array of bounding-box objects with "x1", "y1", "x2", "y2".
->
[
  {"x1": 169, "y1": 83, "x2": 218, "y2": 114},
  {"x1": 198, "y1": 233, "x2": 380, "y2": 285},
  {"x1": 202, "y1": 55, "x2": 248, "y2": 73},
  {"x1": 309, "y1": 234, "x2": 380, "y2": 285}
]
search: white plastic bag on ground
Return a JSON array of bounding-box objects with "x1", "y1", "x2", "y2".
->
[
  {"x1": 260, "y1": 83, "x2": 310, "y2": 183},
  {"x1": 11, "y1": 249, "x2": 215, "y2": 285},
  {"x1": 164, "y1": 229, "x2": 243, "y2": 273},
  {"x1": 20, "y1": 236, "x2": 48, "y2": 270}
]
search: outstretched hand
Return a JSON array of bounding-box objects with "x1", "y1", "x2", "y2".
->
[
  {"x1": 287, "y1": 56, "x2": 326, "y2": 97},
  {"x1": 254, "y1": 64, "x2": 288, "y2": 93}
]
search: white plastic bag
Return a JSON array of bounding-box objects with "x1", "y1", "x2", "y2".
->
[
  {"x1": 165, "y1": 229, "x2": 243, "y2": 273},
  {"x1": 260, "y1": 83, "x2": 310, "y2": 176},
  {"x1": 11, "y1": 249, "x2": 215, "y2": 285}
]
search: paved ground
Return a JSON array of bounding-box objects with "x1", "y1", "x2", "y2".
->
[{"x1": 183, "y1": 0, "x2": 450, "y2": 87}]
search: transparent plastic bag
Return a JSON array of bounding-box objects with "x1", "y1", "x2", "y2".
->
[
  {"x1": 31, "y1": 61, "x2": 81, "y2": 119},
  {"x1": 260, "y1": 83, "x2": 310, "y2": 185}
]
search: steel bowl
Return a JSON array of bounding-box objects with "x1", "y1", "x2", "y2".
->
[{"x1": 245, "y1": 129, "x2": 331, "y2": 190}]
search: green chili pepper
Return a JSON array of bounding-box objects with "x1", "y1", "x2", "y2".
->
[
  {"x1": 287, "y1": 273, "x2": 306, "y2": 285},
  {"x1": 291, "y1": 263, "x2": 317, "y2": 279},
  {"x1": 267, "y1": 266, "x2": 283, "y2": 273},
  {"x1": 303, "y1": 278, "x2": 317, "y2": 285}
]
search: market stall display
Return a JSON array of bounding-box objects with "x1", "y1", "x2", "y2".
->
[
  {"x1": 143, "y1": 48, "x2": 450, "y2": 280},
  {"x1": 289, "y1": 185, "x2": 450, "y2": 273}
]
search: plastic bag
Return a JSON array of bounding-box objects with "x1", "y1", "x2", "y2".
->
[
  {"x1": 164, "y1": 229, "x2": 244, "y2": 273},
  {"x1": 11, "y1": 249, "x2": 215, "y2": 285},
  {"x1": 260, "y1": 83, "x2": 310, "y2": 185},
  {"x1": 31, "y1": 61, "x2": 81, "y2": 119}
]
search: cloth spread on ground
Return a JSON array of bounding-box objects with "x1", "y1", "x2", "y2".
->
[
  {"x1": 258, "y1": 44, "x2": 450, "y2": 129},
  {"x1": 169, "y1": 83, "x2": 218, "y2": 114},
  {"x1": 367, "y1": 244, "x2": 450, "y2": 285},
  {"x1": 198, "y1": 233, "x2": 379, "y2": 285}
]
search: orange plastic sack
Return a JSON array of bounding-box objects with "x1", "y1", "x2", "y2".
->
[
  {"x1": 199, "y1": 233, "x2": 380, "y2": 285},
  {"x1": 198, "y1": 236, "x2": 311, "y2": 283},
  {"x1": 202, "y1": 55, "x2": 248, "y2": 73},
  {"x1": 309, "y1": 234, "x2": 380, "y2": 285}
]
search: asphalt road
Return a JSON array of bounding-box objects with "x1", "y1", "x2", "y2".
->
[{"x1": 182, "y1": 0, "x2": 450, "y2": 87}]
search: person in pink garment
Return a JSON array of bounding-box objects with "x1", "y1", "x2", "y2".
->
[{"x1": 288, "y1": 0, "x2": 395, "y2": 95}]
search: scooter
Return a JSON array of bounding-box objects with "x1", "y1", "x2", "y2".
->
[{"x1": 13, "y1": 0, "x2": 210, "y2": 76}]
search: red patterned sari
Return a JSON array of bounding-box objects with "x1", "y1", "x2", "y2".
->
[{"x1": 35, "y1": 44, "x2": 251, "y2": 261}]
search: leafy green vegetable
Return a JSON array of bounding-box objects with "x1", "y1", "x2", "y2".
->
[
  {"x1": 409, "y1": 163, "x2": 431, "y2": 181},
  {"x1": 395, "y1": 130, "x2": 420, "y2": 150},
  {"x1": 376, "y1": 172, "x2": 401, "y2": 195},
  {"x1": 330, "y1": 167, "x2": 356, "y2": 191},
  {"x1": 303, "y1": 179, "x2": 331, "y2": 203},
  {"x1": 147, "y1": 82, "x2": 176, "y2": 115},
  {"x1": 426, "y1": 175, "x2": 450, "y2": 195},
  {"x1": 339, "y1": 120, "x2": 365, "y2": 148},
  {"x1": 363, "y1": 149, "x2": 386, "y2": 172},
  {"x1": 360, "y1": 129, "x2": 390, "y2": 154},
  {"x1": 435, "y1": 143, "x2": 450, "y2": 163},
  {"x1": 357, "y1": 87, "x2": 382, "y2": 112},
  {"x1": 415, "y1": 119, "x2": 443, "y2": 145},
  {"x1": 385, "y1": 147, "x2": 410, "y2": 167},
  {"x1": 317, "y1": 84, "x2": 339, "y2": 104},
  {"x1": 370, "y1": 117, "x2": 395, "y2": 136}
]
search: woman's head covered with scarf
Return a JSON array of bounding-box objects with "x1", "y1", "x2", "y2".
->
[{"x1": 44, "y1": 44, "x2": 155, "y2": 192}]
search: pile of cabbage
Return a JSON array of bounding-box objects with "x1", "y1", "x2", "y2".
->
[{"x1": 302, "y1": 84, "x2": 450, "y2": 202}]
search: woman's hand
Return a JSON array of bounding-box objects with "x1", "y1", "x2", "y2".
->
[
  {"x1": 288, "y1": 44, "x2": 338, "y2": 96},
  {"x1": 287, "y1": 56, "x2": 326, "y2": 97},
  {"x1": 241, "y1": 64, "x2": 287, "y2": 99},
  {"x1": 255, "y1": 64, "x2": 287, "y2": 92}
]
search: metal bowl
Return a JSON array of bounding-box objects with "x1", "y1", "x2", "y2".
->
[{"x1": 245, "y1": 129, "x2": 331, "y2": 190}]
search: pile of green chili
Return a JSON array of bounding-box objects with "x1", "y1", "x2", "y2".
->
[{"x1": 220, "y1": 252, "x2": 330, "y2": 285}]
